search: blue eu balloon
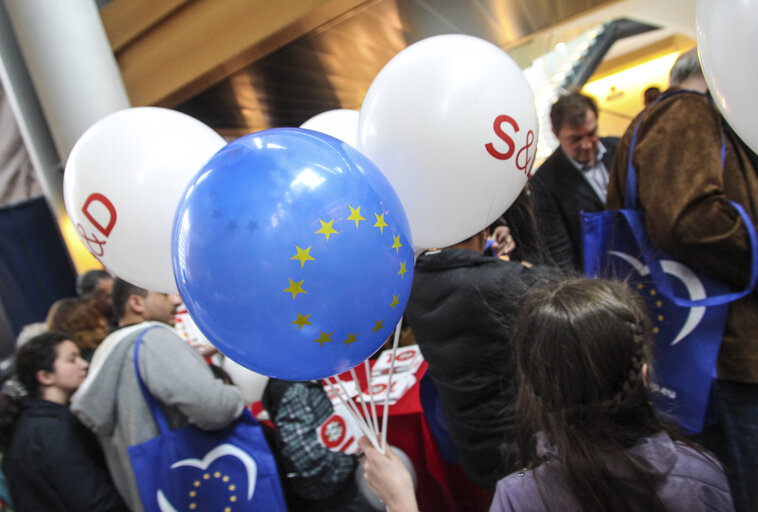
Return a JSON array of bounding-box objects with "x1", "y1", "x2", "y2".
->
[{"x1": 172, "y1": 128, "x2": 414, "y2": 380}]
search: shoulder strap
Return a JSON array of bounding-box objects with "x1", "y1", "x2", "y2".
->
[
  {"x1": 133, "y1": 327, "x2": 170, "y2": 434},
  {"x1": 619, "y1": 203, "x2": 758, "y2": 307}
]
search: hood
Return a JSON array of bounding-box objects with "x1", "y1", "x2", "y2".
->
[
  {"x1": 415, "y1": 248, "x2": 499, "y2": 272},
  {"x1": 70, "y1": 321, "x2": 167, "y2": 437},
  {"x1": 535, "y1": 430, "x2": 677, "y2": 479}
]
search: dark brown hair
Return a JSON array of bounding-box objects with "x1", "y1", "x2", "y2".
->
[
  {"x1": 513, "y1": 278, "x2": 681, "y2": 511},
  {"x1": 499, "y1": 188, "x2": 553, "y2": 265},
  {"x1": 111, "y1": 278, "x2": 147, "y2": 320},
  {"x1": 550, "y1": 92, "x2": 598, "y2": 133},
  {"x1": 0, "y1": 331, "x2": 71, "y2": 449},
  {"x1": 76, "y1": 269, "x2": 112, "y2": 298}
]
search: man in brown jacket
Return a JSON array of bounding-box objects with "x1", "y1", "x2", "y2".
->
[{"x1": 607, "y1": 48, "x2": 758, "y2": 512}]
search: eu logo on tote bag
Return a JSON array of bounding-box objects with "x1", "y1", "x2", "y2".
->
[{"x1": 128, "y1": 328, "x2": 287, "y2": 511}]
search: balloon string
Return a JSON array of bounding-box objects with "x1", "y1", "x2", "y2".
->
[
  {"x1": 324, "y1": 377, "x2": 379, "y2": 450},
  {"x1": 364, "y1": 360, "x2": 380, "y2": 435},
  {"x1": 381, "y1": 319, "x2": 402, "y2": 452},
  {"x1": 350, "y1": 368, "x2": 375, "y2": 436},
  {"x1": 325, "y1": 377, "x2": 381, "y2": 452},
  {"x1": 335, "y1": 375, "x2": 379, "y2": 445},
  {"x1": 329, "y1": 376, "x2": 366, "y2": 434}
]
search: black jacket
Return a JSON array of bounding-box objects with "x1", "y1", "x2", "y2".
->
[
  {"x1": 2, "y1": 398, "x2": 127, "y2": 512},
  {"x1": 404, "y1": 249, "x2": 555, "y2": 491},
  {"x1": 529, "y1": 137, "x2": 619, "y2": 272}
]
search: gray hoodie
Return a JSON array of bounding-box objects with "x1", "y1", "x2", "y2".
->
[{"x1": 71, "y1": 322, "x2": 244, "y2": 512}]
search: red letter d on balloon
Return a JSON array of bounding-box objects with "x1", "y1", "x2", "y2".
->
[{"x1": 81, "y1": 193, "x2": 117, "y2": 237}]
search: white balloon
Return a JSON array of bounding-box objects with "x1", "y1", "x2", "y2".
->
[
  {"x1": 358, "y1": 34, "x2": 538, "y2": 250},
  {"x1": 222, "y1": 357, "x2": 270, "y2": 405},
  {"x1": 63, "y1": 107, "x2": 225, "y2": 293},
  {"x1": 300, "y1": 109, "x2": 360, "y2": 148},
  {"x1": 697, "y1": 0, "x2": 758, "y2": 153}
]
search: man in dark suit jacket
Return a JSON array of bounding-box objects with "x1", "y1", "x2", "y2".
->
[{"x1": 529, "y1": 92, "x2": 619, "y2": 272}]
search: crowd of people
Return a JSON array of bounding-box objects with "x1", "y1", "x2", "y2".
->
[
  {"x1": 356, "y1": 47, "x2": 755, "y2": 512},
  {"x1": 0, "y1": 48, "x2": 755, "y2": 512}
]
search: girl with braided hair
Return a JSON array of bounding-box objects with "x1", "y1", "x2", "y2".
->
[
  {"x1": 358, "y1": 278, "x2": 734, "y2": 512},
  {"x1": 492, "y1": 278, "x2": 732, "y2": 511}
]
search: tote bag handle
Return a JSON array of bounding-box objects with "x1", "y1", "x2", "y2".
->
[{"x1": 132, "y1": 327, "x2": 171, "y2": 435}]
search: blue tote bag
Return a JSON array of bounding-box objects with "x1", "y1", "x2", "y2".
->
[
  {"x1": 128, "y1": 328, "x2": 287, "y2": 511},
  {"x1": 582, "y1": 91, "x2": 758, "y2": 433}
]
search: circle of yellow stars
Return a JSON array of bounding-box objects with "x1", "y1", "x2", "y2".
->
[
  {"x1": 282, "y1": 203, "x2": 408, "y2": 348},
  {"x1": 188, "y1": 471, "x2": 238, "y2": 511},
  {"x1": 637, "y1": 282, "x2": 665, "y2": 335}
]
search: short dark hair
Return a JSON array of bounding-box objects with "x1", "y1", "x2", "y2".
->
[
  {"x1": 643, "y1": 86, "x2": 661, "y2": 107},
  {"x1": 0, "y1": 331, "x2": 70, "y2": 449},
  {"x1": 550, "y1": 92, "x2": 598, "y2": 133},
  {"x1": 13, "y1": 331, "x2": 71, "y2": 397},
  {"x1": 111, "y1": 278, "x2": 147, "y2": 321},
  {"x1": 669, "y1": 48, "x2": 704, "y2": 87},
  {"x1": 76, "y1": 270, "x2": 112, "y2": 298}
]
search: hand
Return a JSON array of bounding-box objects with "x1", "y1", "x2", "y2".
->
[
  {"x1": 357, "y1": 437, "x2": 419, "y2": 512},
  {"x1": 490, "y1": 225, "x2": 516, "y2": 258}
]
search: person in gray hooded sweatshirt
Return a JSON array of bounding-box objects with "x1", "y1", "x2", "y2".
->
[{"x1": 71, "y1": 278, "x2": 244, "y2": 512}]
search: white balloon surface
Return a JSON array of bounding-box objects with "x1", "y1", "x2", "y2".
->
[
  {"x1": 64, "y1": 107, "x2": 225, "y2": 293},
  {"x1": 300, "y1": 109, "x2": 360, "y2": 148},
  {"x1": 696, "y1": 0, "x2": 758, "y2": 152},
  {"x1": 358, "y1": 34, "x2": 538, "y2": 250},
  {"x1": 222, "y1": 357, "x2": 270, "y2": 406}
]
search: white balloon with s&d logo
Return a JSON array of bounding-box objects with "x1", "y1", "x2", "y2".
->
[
  {"x1": 64, "y1": 107, "x2": 225, "y2": 293},
  {"x1": 358, "y1": 34, "x2": 538, "y2": 250}
]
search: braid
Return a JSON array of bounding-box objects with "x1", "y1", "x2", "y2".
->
[
  {"x1": 513, "y1": 279, "x2": 674, "y2": 512},
  {"x1": 601, "y1": 317, "x2": 647, "y2": 412}
]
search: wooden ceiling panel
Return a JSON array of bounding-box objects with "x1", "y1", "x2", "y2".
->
[{"x1": 101, "y1": 0, "x2": 615, "y2": 136}]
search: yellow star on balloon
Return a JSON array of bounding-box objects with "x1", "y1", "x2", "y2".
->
[
  {"x1": 342, "y1": 333, "x2": 359, "y2": 346},
  {"x1": 374, "y1": 213, "x2": 388, "y2": 234},
  {"x1": 398, "y1": 261, "x2": 407, "y2": 278},
  {"x1": 316, "y1": 219, "x2": 339, "y2": 241},
  {"x1": 290, "y1": 245, "x2": 315, "y2": 268},
  {"x1": 283, "y1": 279, "x2": 307, "y2": 299},
  {"x1": 389, "y1": 295, "x2": 399, "y2": 309},
  {"x1": 313, "y1": 331, "x2": 333, "y2": 346},
  {"x1": 291, "y1": 312, "x2": 312, "y2": 330},
  {"x1": 347, "y1": 205, "x2": 365, "y2": 228},
  {"x1": 391, "y1": 234, "x2": 403, "y2": 253},
  {"x1": 371, "y1": 320, "x2": 384, "y2": 334}
]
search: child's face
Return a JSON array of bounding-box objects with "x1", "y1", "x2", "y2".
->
[{"x1": 50, "y1": 340, "x2": 89, "y2": 395}]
